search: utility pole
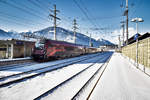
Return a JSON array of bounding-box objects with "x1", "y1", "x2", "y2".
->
[
  {"x1": 121, "y1": 21, "x2": 125, "y2": 46},
  {"x1": 122, "y1": 24, "x2": 125, "y2": 45},
  {"x1": 73, "y1": 19, "x2": 77, "y2": 44},
  {"x1": 49, "y1": 4, "x2": 60, "y2": 40},
  {"x1": 87, "y1": 31, "x2": 92, "y2": 47},
  {"x1": 125, "y1": 0, "x2": 129, "y2": 45},
  {"x1": 118, "y1": 35, "x2": 121, "y2": 51},
  {"x1": 89, "y1": 33, "x2": 92, "y2": 47}
]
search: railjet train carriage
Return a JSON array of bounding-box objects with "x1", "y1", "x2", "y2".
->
[{"x1": 32, "y1": 39, "x2": 99, "y2": 60}]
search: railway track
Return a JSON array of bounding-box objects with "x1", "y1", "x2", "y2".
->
[
  {"x1": 0, "y1": 53, "x2": 94, "y2": 72},
  {"x1": 0, "y1": 52, "x2": 105, "y2": 88},
  {"x1": 72, "y1": 54, "x2": 112, "y2": 100},
  {"x1": 0, "y1": 52, "x2": 101, "y2": 72},
  {"x1": 0, "y1": 62, "x2": 38, "y2": 71},
  {"x1": 33, "y1": 53, "x2": 112, "y2": 100}
]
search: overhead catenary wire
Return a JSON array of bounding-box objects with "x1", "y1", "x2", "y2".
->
[
  {"x1": 35, "y1": 0, "x2": 51, "y2": 8},
  {"x1": 11, "y1": 0, "x2": 48, "y2": 17},
  {"x1": 81, "y1": 15, "x2": 121, "y2": 21},
  {"x1": 0, "y1": 0, "x2": 51, "y2": 31},
  {"x1": 0, "y1": 16, "x2": 47, "y2": 31},
  {"x1": 0, "y1": 17, "x2": 33, "y2": 29},
  {"x1": 79, "y1": 0, "x2": 101, "y2": 29},
  {"x1": 0, "y1": 0, "x2": 48, "y2": 22},
  {"x1": 0, "y1": 0, "x2": 76, "y2": 33},
  {"x1": 73, "y1": 0, "x2": 97, "y2": 28},
  {"x1": 130, "y1": 0, "x2": 143, "y2": 19},
  {"x1": 58, "y1": 13, "x2": 74, "y2": 30},
  {"x1": 0, "y1": 11, "x2": 47, "y2": 27},
  {"x1": 27, "y1": 0, "x2": 49, "y2": 12},
  {"x1": 73, "y1": 0, "x2": 109, "y2": 35}
]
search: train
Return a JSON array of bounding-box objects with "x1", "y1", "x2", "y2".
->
[{"x1": 32, "y1": 39, "x2": 100, "y2": 61}]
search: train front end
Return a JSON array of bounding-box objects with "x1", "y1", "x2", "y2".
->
[{"x1": 32, "y1": 40, "x2": 46, "y2": 60}]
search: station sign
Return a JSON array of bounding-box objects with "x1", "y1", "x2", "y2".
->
[
  {"x1": 134, "y1": 33, "x2": 139, "y2": 40},
  {"x1": 16, "y1": 41, "x2": 24, "y2": 45}
]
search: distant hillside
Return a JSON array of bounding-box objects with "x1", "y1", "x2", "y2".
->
[
  {"x1": 32, "y1": 27, "x2": 114, "y2": 47},
  {"x1": 0, "y1": 27, "x2": 114, "y2": 47},
  {"x1": 0, "y1": 29, "x2": 23, "y2": 40}
]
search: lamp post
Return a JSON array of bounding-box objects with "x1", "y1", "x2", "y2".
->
[
  {"x1": 131, "y1": 17, "x2": 144, "y2": 68},
  {"x1": 131, "y1": 18, "x2": 144, "y2": 34}
]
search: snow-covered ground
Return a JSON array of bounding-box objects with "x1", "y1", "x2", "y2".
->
[
  {"x1": 0, "y1": 53, "x2": 100, "y2": 78},
  {"x1": 41, "y1": 53, "x2": 111, "y2": 100},
  {"x1": 89, "y1": 53, "x2": 150, "y2": 100},
  {"x1": 0, "y1": 52, "x2": 111, "y2": 100},
  {"x1": 122, "y1": 54, "x2": 150, "y2": 77},
  {"x1": 1, "y1": 52, "x2": 150, "y2": 100}
]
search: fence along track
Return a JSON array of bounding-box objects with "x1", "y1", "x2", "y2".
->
[{"x1": 122, "y1": 37, "x2": 150, "y2": 74}]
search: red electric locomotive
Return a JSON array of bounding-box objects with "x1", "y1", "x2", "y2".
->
[{"x1": 32, "y1": 39, "x2": 85, "y2": 60}]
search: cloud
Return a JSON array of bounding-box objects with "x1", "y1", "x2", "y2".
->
[{"x1": 102, "y1": 27, "x2": 137, "y2": 44}]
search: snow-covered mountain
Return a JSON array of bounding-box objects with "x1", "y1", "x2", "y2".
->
[
  {"x1": 97, "y1": 38, "x2": 114, "y2": 46},
  {"x1": 0, "y1": 29, "x2": 23, "y2": 40},
  {"x1": 0, "y1": 27, "x2": 114, "y2": 47},
  {"x1": 0, "y1": 29, "x2": 12, "y2": 40},
  {"x1": 32, "y1": 27, "x2": 114, "y2": 47}
]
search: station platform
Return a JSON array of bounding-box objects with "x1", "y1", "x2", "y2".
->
[
  {"x1": 89, "y1": 53, "x2": 150, "y2": 100},
  {"x1": 0, "y1": 57, "x2": 31, "y2": 62},
  {"x1": 0, "y1": 57, "x2": 32, "y2": 66}
]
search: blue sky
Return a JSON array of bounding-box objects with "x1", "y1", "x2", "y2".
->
[{"x1": 0, "y1": 0, "x2": 149, "y2": 43}]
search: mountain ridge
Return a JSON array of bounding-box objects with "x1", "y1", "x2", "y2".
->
[{"x1": 0, "y1": 27, "x2": 115, "y2": 47}]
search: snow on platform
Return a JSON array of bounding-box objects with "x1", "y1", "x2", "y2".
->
[
  {"x1": 89, "y1": 53, "x2": 150, "y2": 100},
  {"x1": 0, "y1": 57, "x2": 31, "y2": 62}
]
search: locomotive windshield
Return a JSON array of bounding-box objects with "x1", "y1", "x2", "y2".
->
[{"x1": 35, "y1": 40, "x2": 45, "y2": 50}]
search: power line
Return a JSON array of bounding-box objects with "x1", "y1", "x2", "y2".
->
[
  {"x1": 73, "y1": 0, "x2": 97, "y2": 28},
  {"x1": 0, "y1": 17, "x2": 46, "y2": 32},
  {"x1": 130, "y1": 0, "x2": 143, "y2": 18},
  {"x1": 58, "y1": 13, "x2": 74, "y2": 30},
  {"x1": 73, "y1": 0, "x2": 108, "y2": 35},
  {"x1": 35, "y1": 0, "x2": 51, "y2": 8},
  {"x1": 27, "y1": 0, "x2": 48, "y2": 12},
  {"x1": 0, "y1": 0, "x2": 48, "y2": 22},
  {"x1": 11, "y1": 0, "x2": 48, "y2": 17},
  {"x1": 0, "y1": 11, "x2": 46, "y2": 27},
  {"x1": 0, "y1": 17, "x2": 33, "y2": 28},
  {"x1": 81, "y1": 16, "x2": 120, "y2": 21},
  {"x1": 79, "y1": 0, "x2": 101, "y2": 29},
  {"x1": 0, "y1": 13, "x2": 34, "y2": 27},
  {"x1": 36, "y1": 0, "x2": 51, "y2": 7}
]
